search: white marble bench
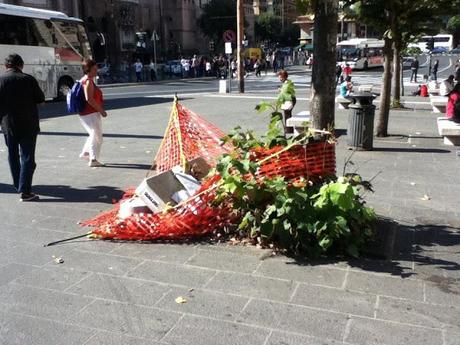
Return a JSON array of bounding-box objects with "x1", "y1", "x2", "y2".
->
[
  {"x1": 358, "y1": 85, "x2": 373, "y2": 92},
  {"x1": 336, "y1": 96, "x2": 352, "y2": 110},
  {"x1": 430, "y1": 96, "x2": 448, "y2": 113},
  {"x1": 437, "y1": 117, "x2": 460, "y2": 146},
  {"x1": 286, "y1": 111, "x2": 311, "y2": 135}
]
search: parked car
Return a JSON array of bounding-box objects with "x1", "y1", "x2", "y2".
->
[
  {"x1": 450, "y1": 46, "x2": 460, "y2": 54},
  {"x1": 163, "y1": 60, "x2": 183, "y2": 76},
  {"x1": 431, "y1": 46, "x2": 448, "y2": 54},
  {"x1": 402, "y1": 56, "x2": 416, "y2": 67}
]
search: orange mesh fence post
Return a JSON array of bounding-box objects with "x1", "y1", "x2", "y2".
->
[{"x1": 154, "y1": 99, "x2": 233, "y2": 173}]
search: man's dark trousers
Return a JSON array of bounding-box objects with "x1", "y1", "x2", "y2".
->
[{"x1": 4, "y1": 132, "x2": 37, "y2": 194}]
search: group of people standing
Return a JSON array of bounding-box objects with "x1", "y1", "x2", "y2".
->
[{"x1": 0, "y1": 54, "x2": 107, "y2": 201}]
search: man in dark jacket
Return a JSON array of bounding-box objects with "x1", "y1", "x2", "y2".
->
[
  {"x1": 410, "y1": 57, "x2": 419, "y2": 83},
  {"x1": 0, "y1": 54, "x2": 45, "y2": 201}
]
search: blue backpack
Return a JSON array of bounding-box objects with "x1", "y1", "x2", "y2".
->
[{"x1": 66, "y1": 80, "x2": 86, "y2": 113}]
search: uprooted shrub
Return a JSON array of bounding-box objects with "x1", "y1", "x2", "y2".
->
[{"x1": 210, "y1": 114, "x2": 376, "y2": 257}]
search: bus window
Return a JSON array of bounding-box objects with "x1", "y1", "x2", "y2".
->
[
  {"x1": 0, "y1": 14, "x2": 29, "y2": 45},
  {"x1": 52, "y1": 20, "x2": 85, "y2": 62},
  {"x1": 77, "y1": 24, "x2": 93, "y2": 59}
]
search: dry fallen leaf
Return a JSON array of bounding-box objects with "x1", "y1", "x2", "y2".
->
[
  {"x1": 175, "y1": 296, "x2": 187, "y2": 304},
  {"x1": 421, "y1": 194, "x2": 431, "y2": 201},
  {"x1": 54, "y1": 257, "x2": 64, "y2": 264}
]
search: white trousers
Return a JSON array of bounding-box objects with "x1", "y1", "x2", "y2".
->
[{"x1": 79, "y1": 112, "x2": 103, "y2": 160}]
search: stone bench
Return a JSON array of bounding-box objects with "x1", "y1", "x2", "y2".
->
[
  {"x1": 286, "y1": 111, "x2": 310, "y2": 135},
  {"x1": 437, "y1": 117, "x2": 460, "y2": 146},
  {"x1": 430, "y1": 96, "x2": 448, "y2": 113},
  {"x1": 358, "y1": 84, "x2": 373, "y2": 92},
  {"x1": 336, "y1": 96, "x2": 352, "y2": 110}
]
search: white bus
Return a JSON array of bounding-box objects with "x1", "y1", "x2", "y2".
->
[
  {"x1": 337, "y1": 38, "x2": 385, "y2": 70},
  {"x1": 408, "y1": 34, "x2": 454, "y2": 53},
  {"x1": 0, "y1": 4, "x2": 92, "y2": 100}
]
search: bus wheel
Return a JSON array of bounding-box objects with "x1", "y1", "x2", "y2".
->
[
  {"x1": 57, "y1": 78, "x2": 74, "y2": 101},
  {"x1": 363, "y1": 61, "x2": 369, "y2": 70}
]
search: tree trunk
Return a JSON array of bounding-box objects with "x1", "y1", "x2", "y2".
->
[
  {"x1": 310, "y1": 0, "x2": 339, "y2": 131},
  {"x1": 376, "y1": 37, "x2": 393, "y2": 137},
  {"x1": 391, "y1": 43, "x2": 401, "y2": 108}
]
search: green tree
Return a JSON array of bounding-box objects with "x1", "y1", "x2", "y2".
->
[
  {"x1": 255, "y1": 12, "x2": 282, "y2": 43},
  {"x1": 296, "y1": 0, "x2": 341, "y2": 131},
  {"x1": 198, "y1": 0, "x2": 237, "y2": 48},
  {"x1": 447, "y1": 15, "x2": 460, "y2": 48},
  {"x1": 354, "y1": 0, "x2": 460, "y2": 136}
]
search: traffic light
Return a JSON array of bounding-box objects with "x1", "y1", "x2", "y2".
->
[
  {"x1": 209, "y1": 41, "x2": 215, "y2": 52},
  {"x1": 426, "y1": 37, "x2": 434, "y2": 51}
]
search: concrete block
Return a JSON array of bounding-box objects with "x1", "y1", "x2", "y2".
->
[
  {"x1": 67, "y1": 273, "x2": 170, "y2": 306},
  {"x1": 0, "y1": 311, "x2": 95, "y2": 345},
  {"x1": 70, "y1": 299, "x2": 181, "y2": 339},
  {"x1": 187, "y1": 249, "x2": 261, "y2": 273},
  {"x1": 205, "y1": 271, "x2": 296, "y2": 301},
  {"x1": 255, "y1": 258, "x2": 347, "y2": 288},
  {"x1": 162, "y1": 315, "x2": 268, "y2": 345},
  {"x1": 15, "y1": 266, "x2": 90, "y2": 291},
  {"x1": 156, "y1": 287, "x2": 249, "y2": 321},
  {"x1": 345, "y1": 271, "x2": 424, "y2": 301},
  {"x1": 292, "y1": 283, "x2": 377, "y2": 317},
  {"x1": 0, "y1": 284, "x2": 93, "y2": 322},
  {"x1": 345, "y1": 317, "x2": 443, "y2": 345},
  {"x1": 128, "y1": 260, "x2": 216, "y2": 288}
]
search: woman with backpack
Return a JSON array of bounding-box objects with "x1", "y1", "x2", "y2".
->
[
  {"x1": 79, "y1": 59, "x2": 107, "y2": 167},
  {"x1": 446, "y1": 83, "x2": 460, "y2": 123}
]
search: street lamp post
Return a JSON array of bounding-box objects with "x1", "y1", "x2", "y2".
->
[{"x1": 237, "y1": 0, "x2": 245, "y2": 93}]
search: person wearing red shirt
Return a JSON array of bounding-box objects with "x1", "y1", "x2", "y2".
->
[
  {"x1": 446, "y1": 83, "x2": 460, "y2": 123},
  {"x1": 78, "y1": 59, "x2": 107, "y2": 167},
  {"x1": 343, "y1": 64, "x2": 352, "y2": 78}
]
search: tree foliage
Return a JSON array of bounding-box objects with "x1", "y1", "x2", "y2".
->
[
  {"x1": 255, "y1": 12, "x2": 282, "y2": 42},
  {"x1": 198, "y1": 0, "x2": 237, "y2": 46}
]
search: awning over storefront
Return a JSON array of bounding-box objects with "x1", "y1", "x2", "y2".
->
[{"x1": 294, "y1": 43, "x2": 313, "y2": 51}]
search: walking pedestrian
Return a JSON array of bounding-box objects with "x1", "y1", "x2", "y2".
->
[
  {"x1": 149, "y1": 59, "x2": 156, "y2": 81},
  {"x1": 335, "y1": 63, "x2": 343, "y2": 85},
  {"x1": 254, "y1": 59, "x2": 261, "y2": 77},
  {"x1": 455, "y1": 61, "x2": 460, "y2": 82},
  {"x1": 277, "y1": 70, "x2": 296, "y2": 135},
  {"x1": 134, "y1": 58, "x2": 143, "y2": 82},
  {"x1": 440, "y1": 75, "x2": 455, "y2": 96},
  {"x1": 432, "y1": 59, "x2": 439, "y2": 82},
  {"x1": 410, "y1": 57, "x2": 419, "y2": 83},
  {"x1": 343, "y1": 63, "x2": 352, "y2": 78},
  {"x1": 0, "y1": 53, "x2": 45, "y2": 201},
  {"x1": 205, "y1": 60, "x2": 212, "y2": 76},
  {"x1": 78, "y1": 59, "x2": 107, "y2": 168}
]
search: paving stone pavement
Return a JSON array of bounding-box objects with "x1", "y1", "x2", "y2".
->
[{"x1": 0, "y1": 92, "x2": 459, "y2": 345}]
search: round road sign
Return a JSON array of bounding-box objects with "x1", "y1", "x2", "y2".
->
[{"x1": 223, "y1": 30, "x2": 236, "y2": 43}]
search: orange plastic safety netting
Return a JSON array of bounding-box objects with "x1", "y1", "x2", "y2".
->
[
  {"x1": 81, "y1": 100, "x2": 336, "y2": 241},
  {"x1": 154, "y1": 101, "x2": 233, "y2": 173}
]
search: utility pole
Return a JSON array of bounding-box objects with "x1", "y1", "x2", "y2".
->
[{"x1": 237, "y1": 0, "x2": 245, "y2": 93}]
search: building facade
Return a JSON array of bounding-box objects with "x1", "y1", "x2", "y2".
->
[{"x1": 1, "y1": 0, "x2": 211, "y2": 66}]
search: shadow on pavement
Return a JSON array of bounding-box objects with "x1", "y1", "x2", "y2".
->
[
  {"x1": 31, "y1": 185, "x2": 125, "y2": 203},
  {"x1": 39, "y1": 131, "x2": 163, "y2": 140},
  {"x1": 103, "y1": 163, "x2": 151, "y2": 170},
  {"x1": 40, "y1": 96, "x2": 179, "y2": 120},
  {"x1": 281, "y1": 222, "x2": 460, "y2": 280},
  {"x1": 372, "y1": 147, "x2": 451, "y2": 153}
]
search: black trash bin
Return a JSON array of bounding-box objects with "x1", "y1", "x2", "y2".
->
[{"x1": 347, "y1": 92, "x2": 376, "y2": 150}]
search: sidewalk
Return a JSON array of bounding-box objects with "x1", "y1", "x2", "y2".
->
[{"x1": 0, "y1": 94, "x2": 458, "y2": 345}]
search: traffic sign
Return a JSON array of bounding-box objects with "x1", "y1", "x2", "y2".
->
[
  {"x1": 225, "y1": 42, "x2": 232, "y2": 54},
  {"x1": 223, "y1": 30, "x2": 236, "y2": 43}
]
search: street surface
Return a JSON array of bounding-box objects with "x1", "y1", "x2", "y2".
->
[{"x1": 0, "y1": 65, "x2": 459, "y2": 345}]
